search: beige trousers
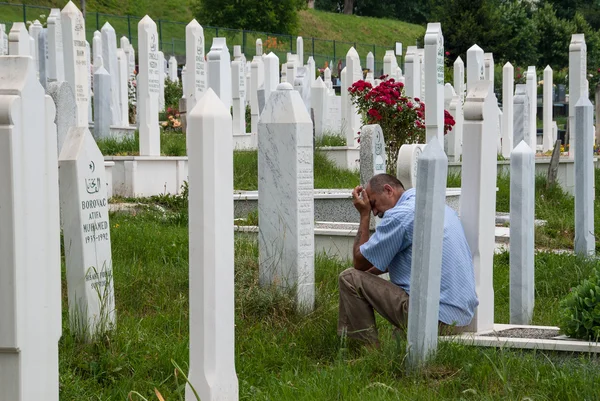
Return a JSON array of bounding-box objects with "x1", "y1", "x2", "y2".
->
[{"x1": 338, "y1": 268, "x2": 466, "y2": 344}]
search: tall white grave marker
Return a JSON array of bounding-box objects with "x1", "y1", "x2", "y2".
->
[
  {"x1": 484, "y1": 53, "x2": 494, "y2": 91},
  {"x1": 296, "y1": 36, "x2": 304, "y2": 65},
  {"x1": 407, "y1": 138, "x2": 448, "y2": 368},
  {"x1": 258, "y1": 83, "x2": 315, "y2": 311},
  {"x1": 250, "y1": 54, "x2": 264, "y2": 133},
  {"x1": 466, "y1": 44, "x2": 484, "y2": 94},
  {"x1": 359, "y1": 124, "x2": 387, "y2": 187},
  {"x1": 186, "y1": 89, "x2": 239, "y2": 401},
  {"x1": 513, "y1": 84, "x2": 530, "y2": 147},
  {"x1": 185, "y1": 20, "x2": 206, "y2": 113},
  {"x1": 38, "y1": 29, "x2": 48, "y2": 89},
  {"x1": 48, "y1": 81, "x2": 77, "y2": 154},
  {"x1": 101, "y1": 22, "x2": 120, "y2": 125},
  {"x1": 424, "y1": 22, "x2": 444, "y2": 147},
  {"x1": 569, "y1": 34, "x2": 587, "y2": 159},
  {"x1": 231, "y1": 50, "x2": 246, "y2": 136},
  {"x1": 92, "y1": 31, "x2": 102, "y2": 64},
  {"x1": 510, "y1": 140, "x2": 535, "y2": 325},
  {"x1": 345, "y1": 47, "x2": 362, "y2": 147},
  {"x1": 543, "y1": 66, "x2": 554, "y2": 152},
  {"x1": 47, "y1": 9, "x2": 65, "y2": 82},
  {"x1": 0, "y1": 24, "x2": 7, "y2": 55},
  {"x1": 367, "y1": 51, "x2": 375, "y2": 73},
  {"x1": 0, "y1": 55, "x2": 61, "y2": 401},
  {"x1": 61, "y1": 1, "x2": 89, "y2": 126},
  {"x1": 8, "y1": 22, "x2": 30, "y2": 56},
  {"x1": 501, "y1": 62, "x2": 514, "y2": 158},
  {"x1": 116, "y1": 49, "x2": 129, "y2": 125},
  {"x1": 158, "y1": 51, "x2": 166, "y2": 112},
  {"x1": 454, "y1": 56, "x2": 465, "y2": 101},
  {"x1": 574, "y1": 98, "x2": 595, "y2": 256},
  {"x1": 28, "y1": 20, "x2": 43, "y2": 77},
  {"x1": 526, "y1": 66, "x2": 537, "y2": 150},
  {"x1": 93, "y1": 66, "x2": 111, "y2": 139},
  {"x1": 263, "y1": 52, "x2": 280, "y2": 102},
  {"x1": 312, "y1": 77, "x2": 328, "y2": 138},
  {"x1": 138, "y1": 15, "x2": 160, "y2": 156},
  {"x1": 405, "y1": 46, "x2": 421, "y2": 99},
  {"x1": 460, "y1": 80, "x2": 498, "y2": 333},
  {"x1": 59, "y1": 127, "x2": 115, "y2": 340},
  {"x1": 168, "y1": 56, "x2": 178, "y2": 82},
  {"x1": 207, "y1": 38, "x2": 232, "y2": 110}
]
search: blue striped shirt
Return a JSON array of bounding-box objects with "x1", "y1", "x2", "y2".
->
[{"x1": 359, "y1": 188, "x2": 479, "y2": 326}]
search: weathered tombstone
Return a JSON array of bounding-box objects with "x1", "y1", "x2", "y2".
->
[
  {"x1": 424, "y1": 23, "x2": 444, "y2": 147},
  {"x1": 116, "y1": 49, "x2": 129, "y2": 126},
  {"x1": 466, "y1": 44, "x2": 484, "y2": 94},
  {"x1": 359, "y1": 124, "x2": 386, "y2": 187},
  {"x1": 543, "y1": 65, "x2": 554, "y2": 153},
  {"x1": 186, "y1": 89, "x2": 239, "y2": 401},
  {"x1": 574, "y1": 97, "x2": 596, "y2": 256},
  {"x1": 407, "y1": 138, "x2": 448, "y2": 369},
  {"x1": 340, "y1": 66, "x2": 348, "y2": 134},
  {"x1": 258, "y1": 82, "x2": 315, "y2": 311},
  {"x1": 454, "y1": 56, "x2": 464, "y2": 101},
  {"x1": 383, "y1": 50, "x2": 396, "y2": 78},
  {"x1": 48, "y1": 81, "x2": 77, "y2": 158},
  {"x1": 8, "y1": 22, "x2": 30, "y2": 56},
  {"x1": 311, "y1": 77, "x2": 328, "y2": 138},
  {"x1": 28, "y1": 20, "x2": 43, "y2": 77},
  {"x1": 345, "y1": 47, "x2": 362, "y2": 147},
  {"x1": 501, "y1": 62, "x2": 514, "y2": 158},
  {"x1": 93, "y1": 66, "x2": 111, "y2": 139},
  {"x1": 447, "y1": 90, "x2": 463, "y2": 163},
  {"x1": 510, "y1": 140, "x2": 535, "y2": 325},
  {"x1": 418, "y1": 49, "x2": 425, "y2": 102},
  {"x1": 250, "y1": 54, "x2": 264, "y2": 133},
  {"x1": 367, "y1": 51, "x2": 375, "y2": 72},
  {"x1": 158, "y1": 51, "x2": 166, "y2": 112},
  {"x1": 547, "y1": 139, "x2": 561, "y2": 188},
  {"x1": 38, "y1": 29, "x2": 48, "y2": 90},
  {"x1": 307, "y1": 56, "x2": 316, "y2": 83},
  {"x1": 0, "y1": 24, "x2": 7, "y2": 55},
  {"x1": 294, "y1": 66, "x2": 311, "y2": 113},
  {"x1": 484, "y1": 53, "x2": 494, "y2": 91},
  {"x1": 47, "y1": 9, "x2": 64, "y2": 82},
  {"x1": 0, "y1": 55, "x2": 62, "y2": 401},
  {"x1": 460, "y1": 80, "x2": 497, "y2": 333},
  {"x1": 324, "y1": 66, "x2": 333, "y2": 90},
  {"x1": 513, "y1": 84, "x2": 530, "y2": 147},
  {"x1": 168, "y1": 56, "x2": 178, "y2": 82},
  {"x1": 101, "y1": 22, "x2": 121, "y2": 125},
  {"x1": 86, "y1": 40, "x2": 93, "y2": 125},
  {"x1": 92, "y1": 31, "x2": 102, "y2": 65},
  {"x1": 526, "y1": 66, "x2": 537, "y2": 150},
  {"x1": 59, "y1": 126, "x2": 115, "y2": 341},
  {"x1": 231, "y1": 51, "x2": 246, "y2": 135},
  {"x1": 397, "y1": 144, "x2": 426, "y2": 190},
  {"x1": 263, "y1": 52, "x2": 279, "y2": 102},
  {"x1": 61, "y1": 1, "x2": 89, "y2": 127},
  {"x1": 405, "y1": 46, "x2": 421, "y2": 99},
  {"x1": 207, "y1": 37, "x2": 232, "y2": 110},
  {"x1": 569, "y1": 34, "x2": 588, "y2": 159},
  {"x1": 296, "y1": 36, "x2": 304, "y2": 65},
  {"x1": 184, "y1": 19, "x2": 206, "y2": 113},
  {"x1": 286, "y1": 54, "x2": 298, "y2": 85},
  {"x1": 138, "y1": 15, "x2": 161, "y2": 156},
  {"x1": 126, "y1": 44, "x2": 135, "y2": 79}
]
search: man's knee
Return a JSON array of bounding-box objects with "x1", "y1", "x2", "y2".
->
[{"x1": 339, "y1": 267, "x2": 358, "y2": 288}]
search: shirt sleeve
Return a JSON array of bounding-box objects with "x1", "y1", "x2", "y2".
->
[{"x1": 359, "y1": 216, "x2": 408, "y2": 272}]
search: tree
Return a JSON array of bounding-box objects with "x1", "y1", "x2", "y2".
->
[
  {"x1": 195, "y1": 0, "x2": 304, "y2": 34},
  {"x1": 343, "y1": 0, "x2": 354, "y2": 14}
]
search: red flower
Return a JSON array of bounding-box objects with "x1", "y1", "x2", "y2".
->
[
  {"x1": 414, "y1": 97, "x2": 421, "y2": 102},
  {"x1": 368, "y1": 108, "x2": 382, "y2": 121},
  {"x1": 445, "y1": 51, "x2": 450, "y2": 56},
  {"x1": 407, "y1": 102, "x2": 414, "y2": 109}
]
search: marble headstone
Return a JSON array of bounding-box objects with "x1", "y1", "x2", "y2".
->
[
  {"x1": 207, "y1": 37, "x2": 232, "y2": 110},
  {"x1": 47, "y1": 80, "x2": 77, "y2": 154},
  {"x1": 138, "y1": 15, "x2": 161, "y2": 156},
  {"x1": 101, "y1": 22, "x2": 121, "y2": 125},
  {"x1": 501, "y1": 62, "x2": 514, "y2": 158}
]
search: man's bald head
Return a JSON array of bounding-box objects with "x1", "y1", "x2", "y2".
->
[
  {"x1": 367, "y1": 174, "x2": 404, "y2": 194},
  {"x1": 364, "y1": 174, "x2": 405, "y2": 218}
]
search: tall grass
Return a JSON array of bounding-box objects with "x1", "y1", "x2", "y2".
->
[{"x1": 97, "y1": 131, "x2": 186, "y2": 156}]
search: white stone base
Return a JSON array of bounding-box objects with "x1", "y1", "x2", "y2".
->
[
  {"x1": 232, "y1": 133, "x2": 257, "y2": 150},
  {"x1": 440, "y1": 323, "x2": 600, "y2": 353},
  {"x1": 89, "y1": 123, "x2": 137, "y2": 141},
  {"x1": 105, "y1": 161, "x2": 114, "y2": 198},
  {"x1": 318, "y1": 146, "x2": 360, "y2": 171}
]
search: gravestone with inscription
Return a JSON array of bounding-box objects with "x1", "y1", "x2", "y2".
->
[
  {"x1": 59, "y1": 126, "x2": 115, "y2": 341},
  {"x1": 138, "y1": 15, "x2": 160, "y2": 156},
  {"x1": 405, "y1": 46, "x2": 421, "y2": 99},
  {"x1": 93, "y1": 66, "x2": 111, "y2": 139},
  {"x1": 502, "y1": 62, "x2": 514, "y2": 158},
  {"x1": 250, "y1": 54, "x2": 264, "y2": 133},
  {"x1": 28, "y1": 20, "x2": 43, "y2": 78},
  {"x1": 184, "y1": 19, "x2": 206, "y2": 114},
  {"x1": 61, "y1": 1, "x2": 89, "y2": 126},
  {"x1": 424, "y1": 23, "x2": 444, "y2": 147},
  {"x1": 397, "y1": 144, "x2": 425, "y2": 190},
  {"x1": 101, "y1": 22, "x2": 120, "y2": 125},
  {"x1": 466, "y1": 44, "x2": 484, "y2": 94},
  {"x1": 258, "y1": 82, "x2": 315, "y2": 311},
  {"x1": 116, "y1": 48, "x2": 129, "y2": 125},
  {"x1": 231, "y1": 48, "x2": 246, "y2": 136},
  {"x1": 360, "y1": 124, "x2": 386, "y2": 187},
  {"x1": 454, "y1": 56, "x2": 464, "y2": 102},
  {"x1": 207, "y1": 37, "x2": 232, "y2": 110}
]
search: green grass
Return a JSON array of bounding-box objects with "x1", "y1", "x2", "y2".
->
[
  {"x1": 58, "y1": 208, "x2": 600, "y2": 400},
  {"x1": 315, "y1": 132, "x2": 346, "y2": 147},
  {"x1": 97, "y1": 131, "x2": 187, "y2": 156}
]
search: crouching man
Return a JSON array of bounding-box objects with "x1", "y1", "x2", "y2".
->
[{"x1": 338, "y1": 173, "x2": 479, "y2": 346}]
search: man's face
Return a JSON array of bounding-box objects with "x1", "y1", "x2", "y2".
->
[{"x1": 365, "y1": 184, "x2": 397, "y2": 218}]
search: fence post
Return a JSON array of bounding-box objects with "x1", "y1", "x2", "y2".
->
[
  {"x1": 127, "y1": 15, "x2": 132, "y2": 42},
  {"x1": 333, "y1": 40, "x2": 336, "y2": 63},
  {"x1": 242, "y1": 30, "x2": 246, "y2": 54},
  {"x1": 22, "y1": 4, "x2": 26, "y2": 23},
  {"x1": 290, "y1": 35, "x2": 293, "y2": 52}
]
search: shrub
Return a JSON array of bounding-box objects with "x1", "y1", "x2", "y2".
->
[
  {"x1": 164, "y1": 79, "x2": 183, "y2": 111},
  {"x1": 559, "y1": 267, "x2": 600, "y2": 341}
]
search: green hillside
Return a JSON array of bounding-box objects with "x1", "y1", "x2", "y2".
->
[{"x1": 0, "y1": 1, "x2": 425, "y2": 70}]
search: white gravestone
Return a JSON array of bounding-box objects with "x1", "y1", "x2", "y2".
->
[
  {"x1": 324, "y1": 66, "x2": 333, "y2": 91},
  {"x1": 8, "y1": 22, "x2": 30, "y2": 56},
  {"x1": 168, "y1": 56, "x2": 179, "y2": 82},
  {"x1": 93, "y1": 66, "x2": 111, "y2": 139},
  {"x1": 360, "y1": 124, "x2": 387, "y2": 187},
  {"x1": 61, "y1": 1, "x2": 89, "y2": 127},
  {"x1": 424, "y1": 23, "x2": 444, "y2": 147},
  {"x1": 311, "y1": 77, "x2": 328, "y2": 138},
  {"x1": 396, "y1": 144, "x2": 426, "y2": 190},
  {"x1": 340, "y1": 67, "x2": 347, "y2": 134},
  {"x1": 258, "y1": 82, "x2": 315, "y2": 311},
  {"x1": 256, "y1": 38, "x2": 263, "y2": 56},
  {"x1": 59, "y1": 127, "x2": 115, "y2": 341},
  {"x1": 263, "y1": 52, "x2": 280, "y2": 103},
  {"x1": 418, "y1": 49, "x2": 425, "y2": 102},
  {"x1": 513, "y1": 84, "x2": 530, "y2": 147},
  {"x1": 484, "y1": 53, "x2": 494, "y2": 91},
  {"x1": 116, "y1": 49, "x2": 129, "y2": 126},
  {"x1": 158, "y1": 51, "x2": 166, "y2": 112},
  {"x1": 28, "y1": 20, "x2": 43, "y2": 78},
  {"x1": 0, "y1": 55, "x2": 61, "y2": 401},
  {"x1": 47, "y1": 9, "x2": 64, "y2": 82},
  {"x1": 47, "y1": 80, "x2": 77, "y2": 155},
  {"x1": 296, "y1": 36, "x2": 304, "y2": 66},
  {"x1": 0, "y1": 24, "x2": 7, "y2": 55},
  {"x1": 543, "y1": 65, "x2": 554, "y2": 153},
  {"x1": 294, "y1": 66, "x2": 311, "y2": 114},
  {"x1": 307, "y1": 56, "x2": 315, "y2": 83},
  {"x1": 405, "y1": 46, "x2": 421, "y2": 99},
  {"x1": 510, "y1": 140, "x2": 535, "y2": 325},
  {"x1": 367, "y1": 51, "x2": 375, "y2": 73},
  {"x1": 250, "y1": 55, "x2": 264, "y2": 133},
  {"x1": 501, "y1": 62, "x2": 514, "y2": 158},
  {"x1": 186, "y1": 88, "x2": 239, "y2": 401},
  {"x1": 460, "y1": 80, "x2": 498, "y2": 333},
  {"x1": 407, "y1": 138, "x2": 448, "y2": 369},
  {"x1": 569, "y1": 34, "x2": 587, "y2": 160},
  {"x1": 286, "y1": 54, "x2": 298, "y2": 85},
  {"x1": 126, "y1": 44, "x2": 135, "y2": 79},
  {"x1": 138, "y1": 15, "x2": 161, "y2": 156},
  {"x1": 453, "y1": 56, "x2": 465, "y2": 102},
  {"x1": 574, "y1": 97, "x2": 596, "y2": 256},
  {"x1": 466, "y1": 44, "x2": 484, "y2": 95},
  {"x1": 345, "y1": 47, "x2": 362, "y2": 147},
  {"x1": 526, "y1": 66, "x2": 537, "y2": 150},
  {"x1": 92, "y1": 31, "x2": 102, "y2": 67},
  {"x1": 207, "y1": 38, "x2": 232, "y2": 110},
  {"x1": 38, "y1": 29, "x2": 48, "y2": 90},
  {"x1": 185, "y1": 19, "x2": 206, "y2": 113},
  {"x1": 101, "y1": 22, "x2": 120, "y2": 125},
  {"x1": 231, "y1": 53, "x2": 246, "y2": 136},
  {"x1": 383, "y1": 50, "x2": 396, "y2": 78},
  {"x1": 445, "y1": 84, "x2": 462, "y2": 162},
  {"x1": 86, "y1": 41, "x2": 93, "y2": 125}
]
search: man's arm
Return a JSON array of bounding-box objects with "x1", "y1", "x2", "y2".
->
[{"x1": 353, "y1": 213, "x2": 372, "y2": 271}]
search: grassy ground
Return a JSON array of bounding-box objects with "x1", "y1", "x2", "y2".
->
[
  {"x1": 58, "y1": 207, "x2": 600, "y2": 400},
  {"x1": 97, "y1": 131, "x2": 187, "y2": 156}
]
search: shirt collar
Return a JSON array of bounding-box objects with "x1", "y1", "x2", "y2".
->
[{"x1": 396, "y1": 188, "x2": 416, "y2": 206}]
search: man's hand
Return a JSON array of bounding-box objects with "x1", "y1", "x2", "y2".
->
[{"x1": 352, "y1": 186, "x2": 371, "y2": 217}]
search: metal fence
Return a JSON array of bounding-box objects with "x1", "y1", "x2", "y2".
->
[{"x1": 0, "y1": 2, "x2": 407, "y2": 75}]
